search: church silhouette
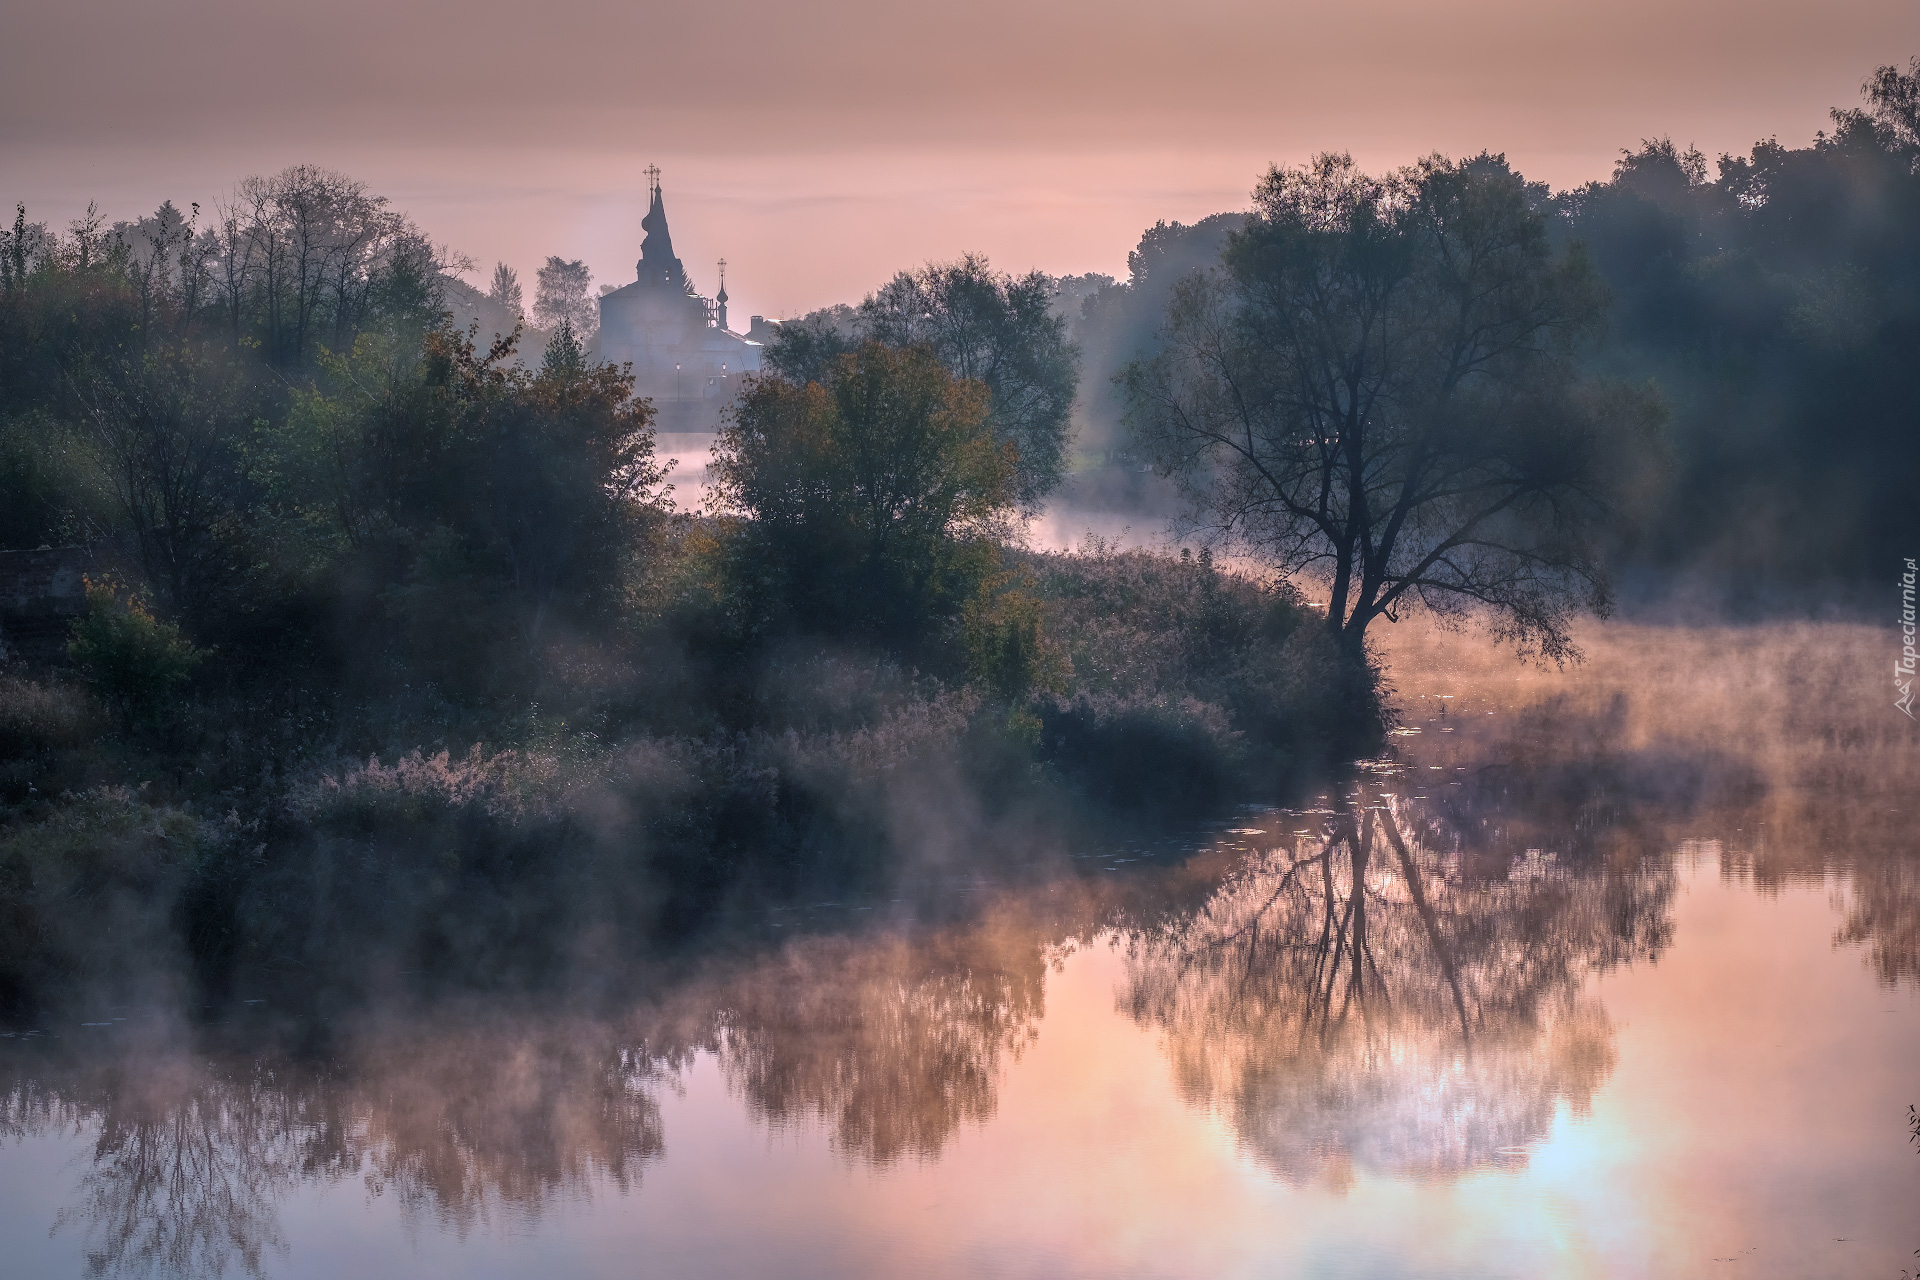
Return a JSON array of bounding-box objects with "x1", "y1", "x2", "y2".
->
[{"x1": 596, "y1": 167, "x2": 769, "y2": 432}]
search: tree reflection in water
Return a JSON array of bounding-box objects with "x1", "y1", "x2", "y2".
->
[
  {"x1": 23, "y1": 731, "x2": 1918, "y2": 1273},
  {"x1": 1, "y1": 1021, "x2": 666, "y2": 1279},
  {"x1": 0, "y1": 925, "x2": 1046, "y2": 1278},
  {"x1": 1122, "y1": 791, "x2": 1675, "y2": 1182},
  {"x1": 8, "y1": 1059, "x2": 312, "y2": 1279},
  {"x1": 711, "y1": 922, "x2": 1048, "y2": 1164}
]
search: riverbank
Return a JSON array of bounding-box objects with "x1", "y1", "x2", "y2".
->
[{"x1": 0, "y1": 539, "x2": 1380, "y2": 1017}]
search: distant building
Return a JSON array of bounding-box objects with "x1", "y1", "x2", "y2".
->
[{"x1": 596, "y1": 168, "x2": 764, "y2": 432}]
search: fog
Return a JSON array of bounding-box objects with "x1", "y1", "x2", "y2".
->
[
  {"x1": 6, "y1": 0, "x2": 1917, "y2": 316},
  {"x1": 3, "y1": 13, "x2": 1917, "y2": 1274},
  {"x1": 4, "y1": 618, "x2": 1914, "y2": 1276}
]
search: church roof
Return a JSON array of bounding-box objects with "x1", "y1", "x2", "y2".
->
[
  {"x1": 636, "y1": 174, "x2": 687, "y2": 292},
  {"x1": 640, "y1": 185, "x2": 677, "y2": 269}
]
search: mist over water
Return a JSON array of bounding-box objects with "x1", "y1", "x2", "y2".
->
[
  {"x1": 656, "y1": 428, "x2": 1180, "y2": 558},
  {"x1": 4, "y1": 23, "x2": 1919, "y2": 1276},
  {"x1": 3, "y1": 619, "x2": 1913, "y2": 1279}
]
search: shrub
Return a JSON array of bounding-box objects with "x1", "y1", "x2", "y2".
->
[
  {"x1": 712, "y1": 342, "x2": 1018, "y2": 650},
  {"x1": 963, "y1": 583, "x2": 1068, "y2": 703},
  {"x1": 290, "y1": 744, "x2": 583, "y2": 833},
  {"x1": 1025, "y1": 540, "x2": 1377, "y2": 779},
  {"x1": 0, "y1": 676, "x2": 100, "y2": 802},
  {"x1": 0, "y1": 675, "x2": 96, "y2": 757},
  {"x1": 67, "y1": 580, "x2": 204, "y2": 728},
  {"x1": 0, "y1": 787, "x2": 209, "y2": 1012},
  {"x1": 1038, "y1": 694, "x2": 1239, "y2": 814}
]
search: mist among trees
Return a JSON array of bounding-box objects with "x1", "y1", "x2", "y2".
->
[{"x1": 0, "y1": 60, "x2": 1913, "y2": 1013}]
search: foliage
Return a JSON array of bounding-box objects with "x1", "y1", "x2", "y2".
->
[
  {"x1": 487, "y1": 261, "x2": 524, "y2": 320},
  {"x1": 67, "y1": 339, "x2": 258, "y2": 623},
  {"x1": 963, "y1": 580, "x2": 1067, "y2": 703},
  {"x1": 0, "y1": 676, "x2": 100, "y2": 803},
  {"x1": 0, "y1": 675, "x2": 96, "y2": 758},
  {"x1": 257, "y1": 322, "x2": 666, "y2": 679},
  {"x1": 1060, "y1": 214, "x2": 1245, "y2": 459},
  {"x1": 1552, "y1": 59, "x2": 1920, "y2": 583},
  {"x1": 767, "y1": 256, "x2": 1078, "y2": 506},
  {"x1": 1024, "y1": 541, "x2": 1376, "y2": 803},
  {"x1": 1127, "y1": 152, "x2": 1659, "y2": 661},
  {"x1": 712, "y1": 341, "x2": 1017, "y2": 649},
  {"x1": 533, "y1": 256, "x2": 597, "y2": 338},
  {"x1": 0, "y1": 788, "x2": 210, "y2": 1013},
  {"x1": 0, "y1": 169, "x2": 450, "y2": 634},
  {"x1": 66, "y1": 580, "x2": 206, "y2": 728}
]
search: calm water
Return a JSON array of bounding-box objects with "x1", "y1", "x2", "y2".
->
[{"x1": 3, "y1": 621, "x2": 1917, "y2": 1278}]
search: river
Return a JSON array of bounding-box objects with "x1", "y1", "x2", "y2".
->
[{"x1": 2, "y1": 619, "x2": 1915, "y2": 1278}]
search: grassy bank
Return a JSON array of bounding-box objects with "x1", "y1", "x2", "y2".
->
[{"x1": 0, "y1": 535, "x2": 1379, "y2": 1016}]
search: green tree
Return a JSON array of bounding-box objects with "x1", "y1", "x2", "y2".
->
[
  {"x1": 533, "y1": 256, "x2": 596, "y2": 339},
  {"x1": 712, "y1": 341, "x2": 1016, "y2": 647},
  {"x1": 68, "y1": 580, "x2": 206, "y2": 728},
  {"x1": 860, "y1": 256, "x2": 1077, "y2": 508},
  {"x1": 487, "y1": 262, "x2": 525, "y2": 320},
  {"x1": 769, "y1": 258, "x2": 1078, "y2": 508},
  {"x1": 1558, "y1": 63, "x2": 1920, "y2": 584},
  {"x1": 1127, "y1": 153, "x2": 1658, "y2": 662},
  {"x1": 259, "y1": 322, "x2": 664, "y2": 667}
]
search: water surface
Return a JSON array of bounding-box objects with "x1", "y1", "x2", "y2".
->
[{"x1": 3, "y1": 621, "x2": 1916, "y2": 1278}]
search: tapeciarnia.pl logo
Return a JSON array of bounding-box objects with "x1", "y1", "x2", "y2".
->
[{"x1": 1899, "y1": 557, "x2": 1917, "y2": 719}]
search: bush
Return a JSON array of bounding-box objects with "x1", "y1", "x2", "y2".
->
[
  {"x1": 712, "y1": 342, "x2": 1017, "y2": 651},
  {"x1": 0, "y1": 675, "x2": 96, "y2": 757},
  {"x1": 1038, "y1": 694, "x2": 1239, "y2": 814},
  {"x1": 963, "y1": 582, "x2": 1067, "y2": 703},
  {"x1": 67, "y1": 580, "x2": 204, "y2": 728},
  {"x1": 0, "y1": 676, "x2": 101, "y2": 802},
  {"x1": 1023, "y1": 540, "x2": 1379, "y2": 800},
  {"x1": 0, "y1": 787, "x2": 209, "y2": 1012}
]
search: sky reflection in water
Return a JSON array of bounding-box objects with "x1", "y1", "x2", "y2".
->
[{"x1": 2, "y1": 620, "x2": 1916, "y2": 1278}]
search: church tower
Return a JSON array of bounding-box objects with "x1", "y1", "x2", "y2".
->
[
  {"x1": 636, "y1": 164, "x2": 687, "y2": 292},
  {"x1": 597, "y1": 165, "x2": 763, "y2": 430}
]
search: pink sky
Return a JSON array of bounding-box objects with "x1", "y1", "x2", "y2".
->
[{"x1": 4, "y1": 0, "x2": 1916, "y2": 320}]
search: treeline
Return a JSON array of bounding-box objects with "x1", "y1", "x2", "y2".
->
[
  {"x1": 1052, "y1": 59, "x2": 1920, "y2": 589},
  {"x1": 0, "y1": 170, "x2": 1367, "y2": 1011},
  {"x1": 5, "y1": 60, "x2": 1907, "y2": 1008}
]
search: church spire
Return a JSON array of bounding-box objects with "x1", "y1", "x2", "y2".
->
[
  {"x1": 715, "y1": 259, "x2": 729, "y2": 331},
  {"x1": 636, "y1": 164, "x2": 685, "y2": 291}
]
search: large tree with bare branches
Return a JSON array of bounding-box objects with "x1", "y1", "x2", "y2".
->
[{"x1": 1126, "y1": 153, "x2": 1660, "y2": 662}]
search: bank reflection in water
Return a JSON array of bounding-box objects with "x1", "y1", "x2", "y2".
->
[
  {"x1": 16, "y1": 776, "x2": 1918, "y2": 1276},
  {"x1": 1122, "y1": 793, "x2": 1675, "y2": 1182},
  {"x1": 2, "y1": 1022, "x2": 668, "y2": 1279},
  {"x1": 711, "y1": 925, "x2": 1048, "y2": 1164},
  {"x1": 0, "y1": 926, "x2": 1049, "y2": 1277}
]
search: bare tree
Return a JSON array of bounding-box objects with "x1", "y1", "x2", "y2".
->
[
  {"x1": 118, "y1": 200, "x2": 193, "y2": 341},
  {"x1": 218, "y1": 166, "x2": 427, "y2": 364},
  {"x1": 1126, "y1": 153, "x2": 1661, "y2": 662},
  {"x1": 207, "y1": 197, "x2": 257, "y2": 346}
]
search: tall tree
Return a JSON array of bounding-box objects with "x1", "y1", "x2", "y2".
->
[
  {"x1": 859, "y1": 256, "x2": 1077, "y2": 509},
  {"x1": 1127, "y1": 153, "x2": 1657, "y2": 662},
  {"x1": 533, "y1": 256, "x2": 596, "y2": 338},
  {"x1": 767, "y1": 258, "x2": 1078, "y2": 509},
  {"x1": 487, "y1": 262, "x2": 524, "y2": 319},
  {"x1": 712, "y1": 341, "x2": 1016, "y2": 645}
]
